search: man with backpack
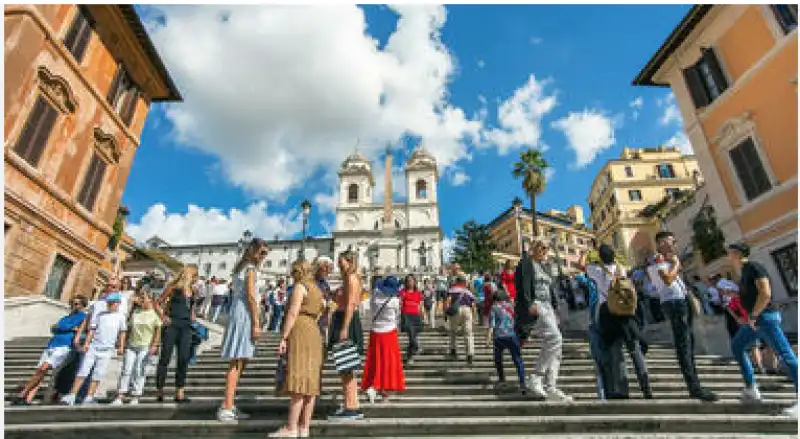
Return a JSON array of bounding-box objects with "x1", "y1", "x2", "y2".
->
[
  {"x1": 581, "y1": 245, "x2": 652, "y2": 399},
  {"x1": 650, "y1": 231, "x2": 718, "y2": 402}
]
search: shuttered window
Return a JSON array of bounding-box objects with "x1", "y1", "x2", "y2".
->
[
  {"x1": 77, "y1": 153, "x2": 107, "y2": 211},
  {"x1": 62, "y1": 6, "x2": 93, "y2": 63},
  {"x1": 107, "y1": 64, "x2": 140, "y2": 126},
  {"x1": 683, "y1": 48, "x2": 729, "y2": 109},
  {"x1": 772, "y1": 5, "x2": 798, "y2": 34},
  {"x1": 729, "y1": 138, "x2": 772, "y2": 201},
  {"x1": 13, "y1": 97, "x2": 58, "y2": 167}
]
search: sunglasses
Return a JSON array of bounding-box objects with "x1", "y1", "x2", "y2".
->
[{"x1": 70, "y1": 301, "x2": 82, "y2": 307}]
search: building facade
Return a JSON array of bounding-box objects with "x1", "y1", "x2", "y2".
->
[
  {"x1": 143, "y1": 236, "x2": 335, "y2": 287},
  {"x1": 488, "y1": 204, "x2": 595, "y2": 275},
  {"x1": 633, "y1": 5, "x2": 798, "y2": 305},
  {"x1": 587, "y1": 146, "x2": 702, "y2": 265},
  {"x1": 4, "y1": 5, "x2": 181, "y2": 300},
  {"x1": 332, "y1": 148, "x2": 444, "y2": 277}
]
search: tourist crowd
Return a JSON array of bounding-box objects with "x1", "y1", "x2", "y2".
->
[{"x1": 13, "y1": 231, "x2": 798, "y2": 437}]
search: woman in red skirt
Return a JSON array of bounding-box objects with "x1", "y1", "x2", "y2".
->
[{"x1": 361, "y1": 275, "x2": 406, "y2": 403}]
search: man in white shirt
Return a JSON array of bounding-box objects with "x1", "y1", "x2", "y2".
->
[
  {"x1": 210, "y1": 279, "x2": 229, "y2": 323},
  {"x1": 651, "y1": 231, "x2": 717, "y2": 403}
]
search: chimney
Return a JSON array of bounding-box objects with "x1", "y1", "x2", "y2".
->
[{"x1": 567, "y1": 205, "x2": 584, "y2": 225}]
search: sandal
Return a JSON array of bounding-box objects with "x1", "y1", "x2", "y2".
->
[{"x1": 298, "y1": 429, "x2": 310, "y2": 438}]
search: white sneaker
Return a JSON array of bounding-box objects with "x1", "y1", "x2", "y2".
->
[
  {"x1": 82, "y1": 397, "x2": 97, "y2": 406},
  {"x1": 110, "y1": 398, "x2": 124, "y2": 406},
  {"x1": 217, "y1": 407, "x2": 237, "y2": 422},
  {"x1": 740, "y1": 386, "x2": 762, "y2": 403},
  {"x1": 366, "y1": 387, "x2": 377, "y2": 404},
  {"x1": 129, "y1": 398, "x2": 140, "y2": 406},
  {"x1": 527, "y1": 375, "x2": 546, "y2": 398},
  {"x1": 781, "y1": 403, "x2": 799, "y2": 418},
  {"x1": 60, "y1": 394, "x2": 76, "y2": 406},
  {"x1": 546, "y1": 387, "x2": 574, "y2": 403}
]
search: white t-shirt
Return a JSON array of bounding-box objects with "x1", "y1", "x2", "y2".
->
[
  {"x1": 370, "y1": 295, "x2": 400, "y2": 334},
  {"x1": 650, "y1": 261, "x2": 688, "y2": 303},
  {"x1": 89, "y1": 311, "x2": 127, "y2": 350},
  {"x1": 586, "y1": 263, "x2": 618, "y2": 305},
  {"x1": 213, "y1": 283, "x2": 229, "y2": 296}
]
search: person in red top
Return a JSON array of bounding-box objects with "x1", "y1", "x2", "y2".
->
[
  {"x1": 399, "y1": 275, "x2": 423, "y2": 365},
  {"x1": 501, "y1": 260, "x2": 517, "y2": 302},
  {"x1": 718, "y1": 279, "x2": 764, "y2": 373}
]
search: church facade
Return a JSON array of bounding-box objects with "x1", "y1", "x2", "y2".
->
[{"x1": 332, "y1": 148, "x2": 444, "y2": 277}]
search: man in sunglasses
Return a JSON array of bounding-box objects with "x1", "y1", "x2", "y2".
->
[{"x1": 14, "y1": 296, "x2": 89, "y2": 405}]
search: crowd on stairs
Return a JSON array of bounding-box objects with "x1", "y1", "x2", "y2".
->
[{"x1": 10, "y1": 230, "x2": 799, "y2": 438}]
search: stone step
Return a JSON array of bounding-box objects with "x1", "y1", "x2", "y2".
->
[
  {"x1": 3, "y1": 400, "x2": 793, "y2": 424},
  {"x1": 58, "y1": 381, "x2": 794, "y2": 397},
  {"x1": 4, "y1": 414, "x2": 796, "y2": 438}
]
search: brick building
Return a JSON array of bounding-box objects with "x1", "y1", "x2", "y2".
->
[{"x1": 4, "y1": 5, "x2": 181, "y2": 299}]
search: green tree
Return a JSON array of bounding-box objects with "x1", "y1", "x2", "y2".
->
[
  {"x1": 512, "y1": 149, "x2": 549, "y2": 238},
  {"x1": 451, "y1": 220, "x2": 496, "y2": 274},
  {"x1": 692, "y1": 207, "x2": 726, "y2": 264}
]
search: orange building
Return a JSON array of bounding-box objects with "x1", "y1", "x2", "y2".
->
[
  {"x1": 634, "y1": 5, "x2": 797, "y2": 307},
  {"x1": 4, "y1": 5, "x2": 181, "y2": 299}
]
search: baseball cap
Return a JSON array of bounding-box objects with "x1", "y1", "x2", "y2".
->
[{"x1": 106, "y1": 293, "x2": 122, "y2": 302}]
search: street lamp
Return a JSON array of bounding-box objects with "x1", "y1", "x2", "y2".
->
[
  {"x1": 512, "y1": 197, "x2": 524, "y2": 255},
  {"x1": 300, "y1": 199, "x2": 312, "y2": 260}
]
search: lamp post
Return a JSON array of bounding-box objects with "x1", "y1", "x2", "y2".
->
[
  {"x1": 512, "y1": 197, "x2": 524, "y2": 255},
  {"x1": 300, "y1": 199, "x2": 312, "y2": 260}
]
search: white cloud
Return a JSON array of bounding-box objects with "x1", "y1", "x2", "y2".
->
[
  {"x1": 657, "y1": 93, "x2": 681, "y2": 126},
  {"x1": 127, "y1": 202, "x2": 303, "y2": 245},
  {"x1": 477, "y1": 59, "x2": 485, "y2": 69},
  {"x1": 664, "y1": 131, "x2": 694, "y2": 154},
  {"x1": 313, "y1": 191, "x2": 338, "y2": 214},
  {"x1": 629, "y1": 96, "x2": 644, "y2": 121},
  {"x1": 544, "y1": 167, "x2": 555, "y2": 183},
  {"x1": 530, "y1": 36, "x2": 543, "y2": 45},
  {"x1": 551, "y1": 109, "x2": 617, "y2": 168},
  {"x1": 482, "y1": 75, "x2": 558, "y2": 155},
  {"x1": 145, "y1": 5, "x2": 483, "y2": 199},
  {"x1": 450, "y1": 170, "x2": 470, "y2": 186}
]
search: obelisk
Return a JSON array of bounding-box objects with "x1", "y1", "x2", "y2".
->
[
  {"x1": 376, "y1": 146, "x2": 400, "y2": 271},
  {"x1": 382, "y1": 146, "x2": 394, "y2": 232}
]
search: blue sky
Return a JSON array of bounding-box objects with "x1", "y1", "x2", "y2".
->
[{"x1": 124, "y1": 4, "x2": 691, "y2": 246}]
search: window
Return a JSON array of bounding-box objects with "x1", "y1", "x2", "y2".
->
[
  {"x1": 419, "y1": 253, "x2": 427, "y2": 267},
  {"x1": 729, "y1": 138, "x2": 772, "y2": 201},
  {"x1": 628, "y1": 190, "x2": 642, "y2": 201},
  {"x1": 624, "y1": 166, "x2": 634, "y2": 178},
  {"x1": 280, "y1": 259, "x2": 287, "y2": 267},
  {"x1": 44, "y1": 255, "x2": 73, "y2": 300},
  {"x1": 656, "y1": 163, "x2": 676, "y2": 179},
  {"x1": 666, "y1": 188, "x2": 680, "y2": 198},
  {"x1": 218, "y1": 262, "x2": 227, "y2": 270},
  {"x1": 13, "y1": 97, "x2": 58, "y2": 167},
  {"x1": 416, "y1": 179, "x2": 428, "y2": 199},
  {"x1": 612, "y1": 231, "x2": 621, "y2": 249},
  {"x1": 107, "y1": 64, "x2": 139, "y2": 126},
  {"x1": 347, "y1": 183, "x2": 359, "y2": 203},
  {"x1": 772, "y1": 243, "x2": 797, "y2": 297},
  {"x1": 203, "y1": 263, "x2": 211, "y2": 275},
  {"x1": 62, "y1": 6, "x2": 93, "y2": 63},
  {"x1": 772, "y1": 5, "x2": 798, "y2": 34},
  {"x1": 395, "y1": 219, "x2": 401, "y2": 229},
  {"x1": 266, "y1": 261, "x2": 273, "y2": 268},
  {"x1": 76, "y1": 153, "x2": 107, "y2": 211},
  {"x1": 683, "y1": 48, "x2": 729, "y2": 108}
]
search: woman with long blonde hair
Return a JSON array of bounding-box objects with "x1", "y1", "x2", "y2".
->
[
  {"x1": 218, "y1": 238, "x2": 268, "y2": 421},
  {"x1": 154, "y1": 264, "x2": 198, "y2": 403},
  {"x1": 270, "y1": 259, "x2": 325, "y2": 437},
  {"x1": 327, "y1": 249, "x2": 365, "y2": 421}
]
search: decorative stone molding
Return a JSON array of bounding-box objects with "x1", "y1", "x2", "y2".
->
[
  {"x1": 36, "y1": 66, "x2": 78, "y2": 113},
  {"x1": 711, "y1": 111, "x2": 754, "y2": 145},
  {"x1": 93, "y1": 127, "x2": 121, "y2": 163}
]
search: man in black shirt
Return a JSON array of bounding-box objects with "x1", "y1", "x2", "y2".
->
[{"x1": 727, "y1": 243, "x2": 797, "y2": 418}]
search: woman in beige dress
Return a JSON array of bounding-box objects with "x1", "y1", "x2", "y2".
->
[{"x1": 270, "y1": 259, "x2": 324, "y2": 438}]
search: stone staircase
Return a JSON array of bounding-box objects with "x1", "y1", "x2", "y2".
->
[{"x1": 4, "y1": 328, "x2": 798, "y2": 438}]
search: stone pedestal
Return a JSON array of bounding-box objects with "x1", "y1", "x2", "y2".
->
[{"x1": 375, "y1": 235, "x2": 400, "y2": 272}]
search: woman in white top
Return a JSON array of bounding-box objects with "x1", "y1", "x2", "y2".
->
[{"x1": 360, "y1": 276, "x2": 406, "y2": 403}]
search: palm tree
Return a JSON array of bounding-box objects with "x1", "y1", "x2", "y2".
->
[{"x1": 512, "y1": 149, "x2": 549, "y2": 238}]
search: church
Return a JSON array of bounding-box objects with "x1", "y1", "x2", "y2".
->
[{"x1": 332, "y1": 147, "x2": 444, "y2": 277}]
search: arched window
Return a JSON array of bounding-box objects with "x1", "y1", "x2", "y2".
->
[
  {"x1": 416, "y1": 179, "x2": 427, "y2": 199},
  {"x1": 347, "y1": 183, "x2": 359, "y2": 203}
]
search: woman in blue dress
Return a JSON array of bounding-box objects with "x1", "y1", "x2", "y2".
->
[{"x1": 217, "y1": 237, "x2": 269, "y2": 422}]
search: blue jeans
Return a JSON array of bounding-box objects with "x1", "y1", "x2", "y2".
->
[
  {"x1": 731, "y1": 310, "x2": 798, "y2": 391},
  {"x1": 269, "y1": 305, "x2": 283, "y2": 332},
  {"x1": 493, "y1": 335, "x2": 526, "y2": 386},
  {"x1": 588, "y1": 324, "x2": 608, "y2": 400}
]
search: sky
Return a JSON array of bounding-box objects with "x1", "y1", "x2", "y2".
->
[{"x1": 124, "y1": 4, "x2": 693, "y2": 248}]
